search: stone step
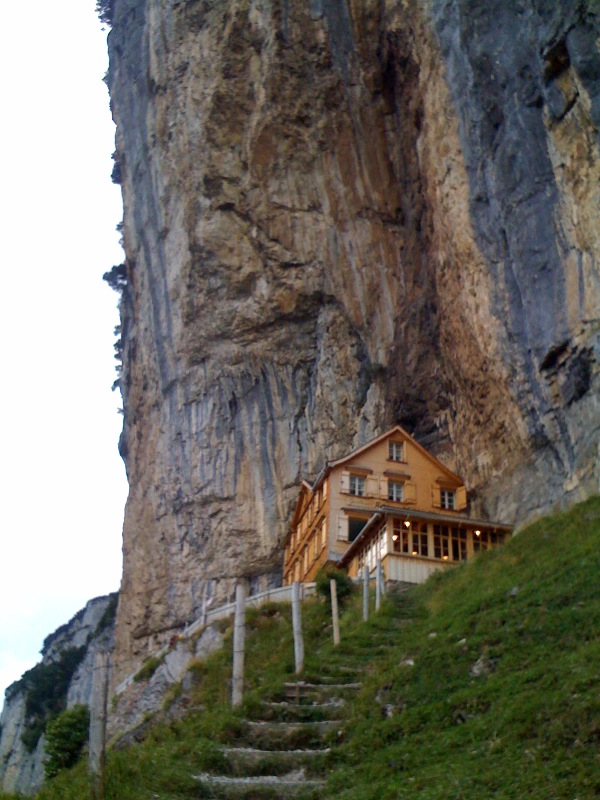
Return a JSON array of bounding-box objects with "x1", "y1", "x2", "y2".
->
[
  {"x1": 219, "y1": 745, "x2": 330, "y2": 776},
  {"x1": 240, "y1": 719, "x2": 340, "y2": 749},
  {"x1": 257, "y1": 699, "x2": 345, "y2": 721},
  {"x1": 194, "y1": 770, "x2": 323, "y2": 798},
  {"x1": 282, "y1": 681, "x2": 361, "y2": 702}
]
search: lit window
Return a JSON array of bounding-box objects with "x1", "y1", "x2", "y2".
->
[
  {"x1": 388, "y1": 481, "x2": 404, "y2": 502},
  {"x1": 473, "y1": 529, "x2": 489, "y2": 552},
  {"x1": 411, "y1": 523, "x2": 428, "y2": 556},
  {"x1": 440, "y1": 489, "x2": 455, "y2": 510},
  {"x1": 392, "y1": 519, "x2": 409, "y2": 553},
  {"x1": 349, "y1": 475, "x2": 365, "y2": 496},
  {"x1": 389, "y1": 441, "x2": 404, "y2": 462},
  {"x1": 433, "y1": 525, "x2": 450, "y2": 560}
]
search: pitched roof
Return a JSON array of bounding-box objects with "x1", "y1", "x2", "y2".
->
[{"x1": 329, "y1": 425, "x2": 463, "y2": 484}]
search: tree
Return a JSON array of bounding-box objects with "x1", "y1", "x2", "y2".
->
[
  {"x1": 44, "y1": 705, "x2": 90, "y2": 779},
  {"x1": 96, "y1": 1, "x2": 114, "y2": 26}
]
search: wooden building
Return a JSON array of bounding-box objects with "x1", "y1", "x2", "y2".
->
[{"x1": 282, "y1": 426, "x2": 512, "y2": 586}]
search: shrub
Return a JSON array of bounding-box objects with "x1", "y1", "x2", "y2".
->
[
  {"x1": 96, "y1": 0, "x2": 114, "y2": 26},
  {"x1": 315, "y1": 567, "x2": 354, "y2": 608},
  {"x1": 95, "y1": 593, "x2": 118, "y2": 636},
  {"x1": 134, "y1": 655, "x2": 164, "y2": 683},
  {"x1": 19, "y1": 647, "x2": 87, "y2": 752},
  {"x1": 44, "y1": 705, "x2": 90, "y2": 779},
  {"x1": 103, "y1": 263, "x2": 127, "y2": 293}
]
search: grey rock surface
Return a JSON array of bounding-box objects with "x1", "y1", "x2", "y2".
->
[
  {"x1": 107, "y1": 624, "x2": 224, "y2": 738},
  {"x1": 105, "y1": 0, "x2": 599, "y2": 685},
  {"x1": 0, "y1": 594, "x2": 116, "y2": 796}
]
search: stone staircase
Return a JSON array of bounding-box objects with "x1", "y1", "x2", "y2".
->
[
  {"x1": 193, "y1": 678, "x2": 361, "y2": 798},
  {"x1": 186, "y1": 588, "x2": 411, "y2": 799}
]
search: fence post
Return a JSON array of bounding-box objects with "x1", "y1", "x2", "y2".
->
[
  {"x1": 330, "y1": 579, "x2": 340, "y2": 646},
  {"x1": 232, "y1": 579, "x2": 248, "y2": 707},
  {"x1": 89, "y1": 651, "x2": 110, "y2": 800},
  {"x1": 375, "y1": 556, "x2": 382, "y2": 611},
  {"x1": 363, "y1": 564, "x2": 369, "y2": 622},
  {"x1": 291, "y1": 581, "x2": 304, "y2": 674}
]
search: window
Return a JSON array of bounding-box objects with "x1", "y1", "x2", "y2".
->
[
  {"x1": 411, "y1": 523, "x2": 428, "y2": 557},
  {"x1": 440, "y1": 489, "x2": 455, "y2": 510},
  {"x1": 392, "y1": 519, "x2": 409, "y2": 553},
  {"x1": 378, "y1": 525, "x2": 388, "y2": 557},
  {"x1": 321, "y1": 518, "x2": 327, "y2": 548},
  {"x1": 450, "y1": 527, "x2": 467, "y2": 561},
  {"x1": 433, "y1": 525, "x2": 450, "y2": 560},
  {"x1": 348, "y1": 516, "x2": 367, "y2": 542},
  {"x1": 349, "y1": 475, "x2": 365, "y2": 496},
  {"x1": 389, "y1": 440, "x2": 404, "y2": 462},
  {"x1": 388, "y1": 481, "x2": 404, "y2": 502},
  {"x1": 473, "y1": 529, "x2": 488, "y2": 552}
]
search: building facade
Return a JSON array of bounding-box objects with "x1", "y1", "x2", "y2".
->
[{"x1": 282, "y1": 426, "x2": 512, "y2": 585}]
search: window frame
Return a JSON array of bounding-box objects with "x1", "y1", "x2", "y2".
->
[
  {"x1": 440, "y1": 489, "x2": 455, "y2": 510},
  {"x1": 388, "y1": 440, "x2": 404, "y2": 462},
  {"x1": 349, "y1": 474, "x2": 366, "y2": 496},
  {"x1": 388, "y1": 480, "x2": 404, "y2": 502}
]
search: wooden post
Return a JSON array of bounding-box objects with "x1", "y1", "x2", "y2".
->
[
  {"x1": 363, "y1": 564, "x2": 369, "y2": 622},
  {"x1": 232, "y1": 579, "x2": 248, "y2": 707},
  {"x1": 330, "y1": 579, "x2": 340, "y2": 646},
  {"x1": 379, "y1": 559, "x2": 386, "y2": 596},
  {"x1": 89, "y1": 651, "x2": 110, "y2": 800},
  {"x1": 375, "y1": 556, "x2": 382, "y2": 611},
  {"x1": 291, "y1": 581, "x2": 304, "y2": 674}
]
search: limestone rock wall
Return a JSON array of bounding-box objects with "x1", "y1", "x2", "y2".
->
[
  {"x1": 0, "y1": 595, "x2": 116, "y2": 796},
  {"x1": 106, "y1": 0, "x2": 599, "y2": 684}
]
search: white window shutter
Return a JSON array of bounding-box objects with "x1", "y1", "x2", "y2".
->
[
  {"x1": 337, "y1": 514, "x2": 349, "y2": 541},
  {"x1": 380, "y1": 477, "x2": 388, "y2": 501},
  {"x1": 404, "y1": 481, "x2": 417, "y2": 502},
  {"x1": 366, "y1": 475, "x2": 379, "y2": 497},
  {"x1": 455, "y1": 486, "x2": 467, "y2": 511},
  {"x1": 340, "y1": 472, "x2": 350, "y2": 494}
]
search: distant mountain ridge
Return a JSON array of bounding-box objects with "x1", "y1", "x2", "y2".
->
[{"x1": 0, "y1": 594, "x2": 117, "y2": 796}]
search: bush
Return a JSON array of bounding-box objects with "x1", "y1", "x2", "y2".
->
[
  {"x1": 44, "y1": 705, "x2": 90, "y2": 779},
  {"x1": 96, "y1": 0, "x2": 114, "y2": 26},
  {"x1": 315, "y1": 567, "x2": 354, "y2": 608},
  {"x1": 19, "y1": 647, "x2": 87, "y2": 752},
  {"x1": 103, "y1": 263, "x2": 127, "y2": 293},
  {"x1": 134, "y1": 655, "x2": 164, "y2": 683}
]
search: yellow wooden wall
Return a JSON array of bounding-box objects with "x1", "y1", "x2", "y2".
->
[{"x1": 326, "y1": 434, "x2": 465, "y2": 557}]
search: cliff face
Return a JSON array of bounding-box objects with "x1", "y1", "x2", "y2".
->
[
  {"x1": 107, "y1": 0, "x2": 599, "y2": 684},
  {"x1": 0, "y1": 595, "x2": 116, "y2": 796}
]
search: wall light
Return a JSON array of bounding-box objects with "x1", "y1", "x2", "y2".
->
[
  {"x1": 404, "y1": 520, "x2": 411, "y2": 528},
  {"x1": 475, "y1": 530, "x2": 481, "y2": 536}
]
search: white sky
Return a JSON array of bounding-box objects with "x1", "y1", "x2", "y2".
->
[{"x1": 0, "y1": 2, "x2": 128, "y2": 701}]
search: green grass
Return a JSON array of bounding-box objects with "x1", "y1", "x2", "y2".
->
[
  {"x1": 10, "y1": 496, "x2": 600, "y2": 799},
  {"x1": 325, "y1": 496, "x2": 600, "y2": 800}
]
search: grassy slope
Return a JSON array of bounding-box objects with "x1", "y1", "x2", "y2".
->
[{"x1": 2, "y1": 497, "x2": 598, "y2": 800}]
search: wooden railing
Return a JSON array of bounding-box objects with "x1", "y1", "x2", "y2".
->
[{"x1": 114, "y1": 582, "x2": 316, "y2": 696}]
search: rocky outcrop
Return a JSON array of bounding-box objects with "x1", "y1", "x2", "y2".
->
[
  {"x1": 0, "y1": 594, "x2": 117, "y2": 796},
  {"x1": 105, "y1": 0, "x2": 599, "y2": 685},
  {"x1": 108, "y1": 624, "x2": 224, "y2": 739}
]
